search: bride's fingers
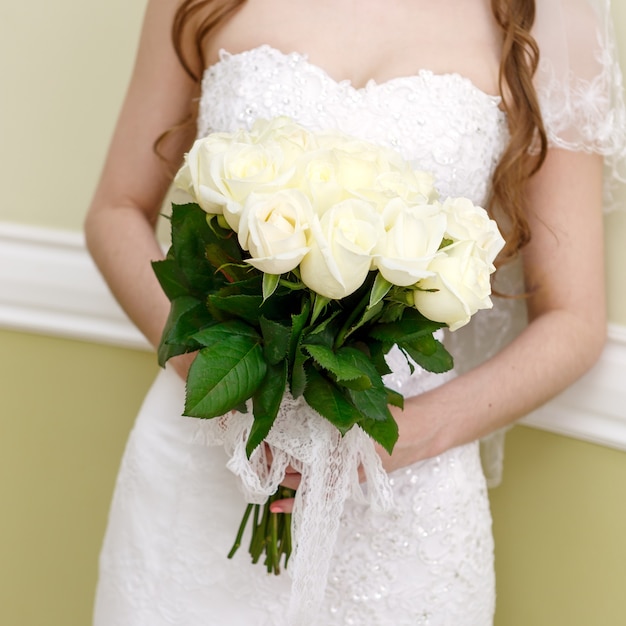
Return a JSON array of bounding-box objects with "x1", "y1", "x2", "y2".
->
[
  {"x1": 263, "y1": 442, "x2": 302, "y2": 489},
  {"x1": 270, "y1": 497, "x2": 295, "y2": 514},
  {"x1": 280, "y1": 471, "x2": 301, "y2": 490}
]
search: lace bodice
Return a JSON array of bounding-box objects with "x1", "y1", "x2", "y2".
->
[{"x1": 198, "y1": 45, "x2": 509, "y2": 208}]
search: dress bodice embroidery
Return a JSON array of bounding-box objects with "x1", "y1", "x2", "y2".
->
[{"x1": 197, "y1": 45, "x2": 509, "y2": 208}]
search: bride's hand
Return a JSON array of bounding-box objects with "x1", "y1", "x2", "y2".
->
[
  {"x1": 169, "y1": 351, "x2": 197, "y2": 381},
  {"x1": 269, "y1": 467, "x2": 300, "y2": 514},
  {"x1": 376, "y1": 401, "x2": 445, "y2": 474},
  {"x1": 264, "y1": 444, "x2": 300, "y2": 514},
  {"x1": 264, "y1": 396, "x2": 443, "y2": 514}
]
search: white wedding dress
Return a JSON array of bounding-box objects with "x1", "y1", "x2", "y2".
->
[{"x1": 93, "y1": 5, "x2": 626, "y2": 623}]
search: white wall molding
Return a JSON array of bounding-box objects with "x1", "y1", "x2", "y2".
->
[
  {"x1": 1, "y1": 221, "x2": 625, "y2": 451},
  {"x1": 0, "y1": 222, "x2": 150, "y2": 350},
  {"x1": 521, "y1": 324, "x2": 626, "y2": 451}
]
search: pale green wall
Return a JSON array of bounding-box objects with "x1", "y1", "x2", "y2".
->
[
  {"x1": 491, "y1": 428, "x2": 626, "y2": 626},
  {"x1": 1, "y1": 3, "x2": 626, "y2": 626},
  {"x1": 0, "y1": 0, "x2": 147, "y2": 231},
  {"x1": 0, "y1": 330, "x2": 158, "y2": 626}
]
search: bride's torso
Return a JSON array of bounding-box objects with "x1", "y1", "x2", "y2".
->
[{"x1": 193, "y1": 3, "x2": 527, "y2": 484}]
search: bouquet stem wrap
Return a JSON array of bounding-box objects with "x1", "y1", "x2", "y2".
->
[{"x1": 204, "y1": 393, "x2": 394, "y2": 625}]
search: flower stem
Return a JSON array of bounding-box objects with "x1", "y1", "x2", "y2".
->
[
  {"x1": 334, "y1": 288, "x2": 371, "y2": 348},
  {"x1": 227, "y1": 503, "x2": 254, "y2": 559},
  {"x1": 269, "y1": 511, "x2": 280, "y2": 574},
  {"x1": 228, "y1": 488, "x2": 296, "y2": 575}
]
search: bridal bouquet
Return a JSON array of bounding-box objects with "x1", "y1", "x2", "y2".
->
[{"x1": 153, "y1": 116, "x2": 504, "y2": 617}]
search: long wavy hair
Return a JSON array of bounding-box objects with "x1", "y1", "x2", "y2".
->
[{"x1": 167, "y1": 0, "x2": 547, "y2": 264}]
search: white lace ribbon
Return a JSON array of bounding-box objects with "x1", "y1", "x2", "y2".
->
[{"x1": 202, "y1": 393, "x2": 394, "y2": 626}]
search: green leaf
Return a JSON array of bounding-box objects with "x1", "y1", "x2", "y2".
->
[
  {"x1": 303, "y1": 344, "x2": 371, "y2": 387},
  {"x1": 302, "y1": 310, "x2": 341, "y2": 349},
  {"x1": 377, "y1": 300, "x2": 407, "y2": 324},
  {"x1": 262, "y1": 273, "x2": 281, "y2": 301},
  {"x1": 260, "y1": 317, "x2": 291, "y2": 365},
  {"x1": 367, "y1": 339, "x2": 393, "y2": 377},
  {"x1": 157, "y1": 339, "x2": 189, "y2": 368},
  {"x1": 341, "y1": 299, "x2": 384, "y2": 342},
  {"x1": 288, "y1": 297, "x2": 310, "y2": 363},
  {"x1": 207, "y1": 293, "x2": 264, "y2": 324},
  {"x1": 386, "y1": 387, "x2": 404, "y2": 409},
  {"x1": 310, "y1": 294, "x2": 331, "y2": 325},
  {"x1": 152, "y1": 259, "x2": 191, "y2": 300},
  {"x1": 369, "y1": 307, "x2": 445, "y2": 345},
  {"x1": 191, "y1": 319, "x2": 261, "y2": 346},
  {"x1": 157, "y1": 296, "x2": 211, "y2": 366},
  {"x1": 399, "y1": 338, "x2": 454, "y2": 374},
  {"x1": 247, "y1": 361, "x2": 288, "y2": 457},
  {"x1": 214, "y1": 274, "x2": 263, "y2": 297},
  {"x1": 335, "y1": 348, "x2": 390, "y2": 422},
  {"x1": 163, "y1": 297, "x2": 211, "y2": 345},
  {"x1": 169, "y1": 204, "x2": 224, "y2": 295},
  {"x1": 290, "y1": 345, "x2": 309, "y2": 398},
  {"x1": 369, "y1": 273, "x2": 393, "y2": 307},
  {"x1": 302, "y1": 366, "x2": 362, "y2": 435},
  {"x1": 184, "y1": 323, "x2": 267, "y2": 418},
  {"x1": 205, "y1": 244, "x2": 251, "y2": 283},
  {"x1": 346, "y1": 383, "x2": 390, "y2": 422},
  {"x1": 358, "y1": 413, "x2": 399, "y2": 455}
]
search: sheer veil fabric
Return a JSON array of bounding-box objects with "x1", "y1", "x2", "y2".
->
[
  {"x1": 468, "y1": 0, "x2": 626, "y2": 487},
  {"x1": 534, "y1": 0, "x2": 626, "y2": 176}
]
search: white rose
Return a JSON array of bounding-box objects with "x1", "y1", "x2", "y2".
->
[
  {"x1": 373, "y1": 199, "x2": 447, "y2": 287},
  {"x1": 300, "y1": 199, "x2": 384, "y2": 299},
  {"x1": 174, "y1": 133, "x2": 236, "y2": 214},
  {"x1": 413, "y1": 240, "x2": 495, "y2": 331},
  {"x1": 440, "y1": 197, "x2": 505, "y2": 267},
  {"x1": 175, "y1": 135, "x2": 295, "y2": 230},
  {"x1": 238, "y1": 190, "x2": 312, "y2": 275},
  {"x1": 319, "y1": 134, "x2": 406, "y2": 170},
  {"x1": 219, "y1": 142, "x2": 296, "y2": 228},
  {"x1": 356, "y1": 168, "x2": 438, "y2": 212},
  {"x1": 376, "y1": 169, "x2": 437, "y2": 204},
  {"x1": 335, "y1": 149, "x2": 379, "y2": 194},
  {"x1": 250, "y1": 117, "x2": 318, "y2": 156},
  {"x1": 296, "y1": 149, "x2": 345, "y2": 213},
  {"x1": 316, "y1": 136, "x2": 397, "y2": 195}
]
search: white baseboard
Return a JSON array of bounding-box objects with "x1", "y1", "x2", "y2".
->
[
  {"x1": 0, "y1": 221, "x2": 150, "y2": 350},
  {"x1": 521, "y1": 324, "x2": 626, "y2": 451},
  {"x1": 1, "y1": 221, "x2": 625, "y2": 451}
]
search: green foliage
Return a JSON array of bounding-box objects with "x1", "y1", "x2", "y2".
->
[
  {"x1": 154, "y1": 201, "x2": 459, "y2": 575},
  {"x1": 154, "y1": 203, "x2": 455, "y2": 458},
  {"x1": 185, "y1": 322, "x2": 267, "y2": 418},
  {"x1": 156, "y1": 295, "x2": 212, "y2": 366},
  {"x1": 302, "y1": 366, "x2": 363, "y2": 435},
  {"x1": 248, "y1": 361, "x2": 289, "y2": 457}
]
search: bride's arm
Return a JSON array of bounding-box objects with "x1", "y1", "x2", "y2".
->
[
  {"x1": 381, "y1": 148, "x2": 606, "y2": 471},
  {"x1": 84, "y1": 0, "x2": 197, "y2": 377},
  {"x1": 272, "y1": 148, "x2": 605, "y2": 512}
]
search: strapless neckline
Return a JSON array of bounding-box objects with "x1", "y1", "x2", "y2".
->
[{"x1": 205, "y1": 44, "x2": 503, "y2": 106}]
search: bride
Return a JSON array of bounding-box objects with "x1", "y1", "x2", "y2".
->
[{"x1": 85, "y1": 0, "x2": 625, "y2": 624}]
